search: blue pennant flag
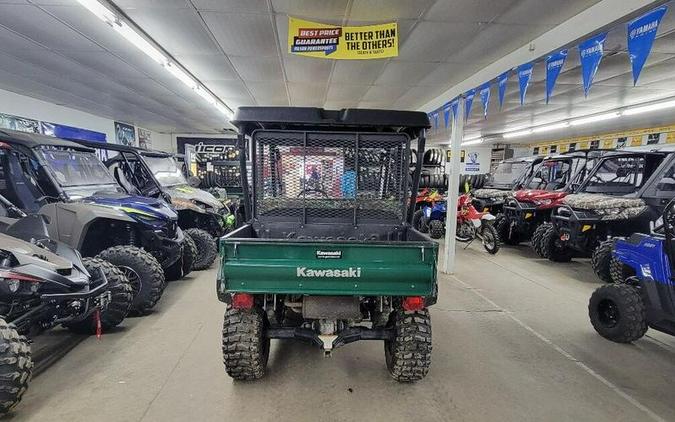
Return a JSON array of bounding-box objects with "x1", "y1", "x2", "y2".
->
[
  {"x1": 442, "y1": 101, "x2": 453, "y2": 128},
  {"x1": 479, "y1": 83, "x2": 491, "y2": 119},
  {"x1": 627, "y1": 6, "x2": 668, "y2": 85},
  {"x1": 518, "y1": 63, "x2": 533, "y2": 105},
  {"x1": 450, "y1": 98, "x2": 459, "y2": 122},
  {"x1": 578, "y1": 32, "x2": 607, "y2": 97},
  {"x1": 545, "y1": 50, "x2": 568, "y2": 103},
  {"x1": 498, "y1": 71, "x2": 509, "y2": 109},
  {"x1": 465, "y1": 90, "x2": 476, "y2": 120},
  {"x1": 431, "y1": 111, "x2": 439, "y2": 130}
]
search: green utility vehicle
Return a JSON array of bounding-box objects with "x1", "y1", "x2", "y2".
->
[{"x1": 218, "y1": 107, "x2": 437, "y2": 382}]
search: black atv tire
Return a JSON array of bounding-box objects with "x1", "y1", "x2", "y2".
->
[
  {"x1": 385, "y1": 309, "x2": 432, "y2": 382},
  {"x1": 589, "y1": 284, "x2": 647, "y2": 343},
  {"x1": 0, "y1": 319, "x2": 32, "y2": 416},
  {"x1": 222, "y1": 308, "x2": 270, "y2": 381},
  {"x1": 97, "y1": 246, "x2": 165, "y2": 315},
  {"x1": 494, "y1": 213, "x2": 507, "y2": 238},
  {"x1": 412, "y1": 210, "x2": 428, "y2": 233},
  {"x1": 591, "y1": 240, "x2": 614, "y2": 283},
  {"x1": 541, "y1": 224, "x2": 573, "y2": 262},
  {"x1": 481, "y1": 223, "x2": 500, "y2": 254},
  {"x1": 429, "y1": 220, "x2": 444, "y2": 239},
  {"x1": 186, "y1": 228, "x2": 217, "y2": 271},
  {"x1": 531, "y1": 222, "x2": 550, "y2": 257},
  {"x1": 66, "y1": 258, "x2": 133, "y2": 333},
  {"x1": 610, "y1": 258, "x2": 636, "y2": 284},
  {"x1": 164, "y1": 233, "x2": 198, "y2": 281}
]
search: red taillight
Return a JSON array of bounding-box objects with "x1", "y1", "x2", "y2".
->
[
  {"x1": 0, "y1": 141, "x2": 10, "y2": 149},
  {"x1": 231, "y1": 293, "x2": 254, "y2": 309},
  {"x1": 0, "y1": 270, "x2": 41, "y2": 282},
  {"x1": 402, "y1": 296, "x2": 425, "y2": 311}
]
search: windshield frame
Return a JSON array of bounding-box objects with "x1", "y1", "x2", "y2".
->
[
  {"x1": 578, "y1": 153, "x2": 651, "y2": 196},
  {"x1": 141, "y1": 154, "x2": 188, "y2": 188},
  {"x1": 523, "y1": 158, "x2": 574, "y2": 191}
]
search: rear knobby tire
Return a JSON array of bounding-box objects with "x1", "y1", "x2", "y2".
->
[
  {"x1": 97, "y1": 246, "x2": 165, "y2": 315},
  {"x1": 591, "y1": 240, "x2": 614, "y2": 283},
  {"x1": 385, "y1": 309, "x2": 432, "y2": 382},
  {"x1": 610, "y1": 258, "x2": 635, "y2": 284},
  {"x1": 531, "y1": 222, "x2": 550, "y2": 257},
  {"x1": 222, "y1": 308, "x2": 269, "y2": 381},
  {"x1": 66, "y1": 258, "x2": 133, "y2": 333},
  {"x1": 0, "y1": 319, "x2": 32, "y2": 416},
  {"x1": 164, "y1": 233, "x2": 198, "y2": 281},
  {"x1": 185, "y1": 228, "x2": 217, "y2": 271},
  {"x1": 429, "y1": 220, "x2": 444, "y2": 239},
  {"x1": 589, "y1": 284, "x2": 647, "y2": 343}
]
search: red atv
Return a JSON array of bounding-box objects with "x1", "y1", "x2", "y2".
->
[{"x1": 497, "y1": 150, "x2": 604, "y2": 251}]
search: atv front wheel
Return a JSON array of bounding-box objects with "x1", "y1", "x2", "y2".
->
[
  {"x1": 385, "y1": 309, "x2": 432, "y2": 382},
  {"x1": 481, "y1": 224, "x2": 500, "y2": 254},
  {"x1": 429, "y1": 220, "x2": 444, "y2": 239},
  {"x1": 531, "y1": 222, "x2": 550, "y2": 257},
  {"x1": 412, "y1": 210, "x2": 428, "y2": 233},
  {"x1": 164, "y1": 234, "x2": 198, "y2": 281},
  {"x1": 222, "y1": 308, "x2": 269, "y2": 380},
  {"x1": 0, "y1": 319, "x2": 32, "y2": 416},
  {"x1": 541, "y1": 224, "x2": 573, "y2": 262},
  {"x1": 609, "y1": 258, "x2": 636, "y2": 284},
  {"x1": 185, "y1": 228, "x2": 217, "y2": 270},
  {"x1": 66, "y1": 258, "x2": 133, "y2": 333},
  {"x1": 97, "y1": 246, "x2": 165, "y2": 315},
  {"x1": 589, "y1": 284, "x2": 647, "y2": 343},
  {"x1": 591, "y1": 240, "x2": 614, "y2": 283}
]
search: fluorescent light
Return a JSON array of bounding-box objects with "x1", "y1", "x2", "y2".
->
[
  {"x1": 195, "y1": 86, "x2": 217, "y2": 104},
  {"x1": 114, "y1": 22, "x2": 167, "y2": 64},
  {"x1": 624, "y1": 99, "x2": 675, "y2": 116},
  {"x1": 75, "y1": 0, "x2": 116, "y2": 23},
  {"x1": 461, "y1": 139, "x2": 483, "y2": 146},
  {"x1": 532, "y1": 122, "x2": 569, "y2": 133},
  {"x1": 503, "y1": 129, "x2": 533, "y2": 139},
  {"x1": 165, "y1": 63, "x2": 196, "y2": 89},
  {"x1": 215, "y1": 103, "x2": 234, "y2": 119},
  {"x1": 463, "y1": 133, "x2": 481, "y2": 141},
  {"x1": 570, "y1": 112, "x2": 620, "y2": 126}
]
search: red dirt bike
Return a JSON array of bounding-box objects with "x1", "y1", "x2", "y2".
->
[{"x1": 456, "y1": 193, "x2": 501, "y2": 254}]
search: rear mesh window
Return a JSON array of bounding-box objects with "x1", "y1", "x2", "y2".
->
[{"x1": 253, "y1": 130, "x2": 409, "y2": 224}]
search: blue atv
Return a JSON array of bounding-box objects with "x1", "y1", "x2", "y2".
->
[
  {"x1": 589, "y1": 199, "x2": 675, "y2": 343},
  {"x1": 421, "y1": 201, "x2": 447, "y2": 239}
]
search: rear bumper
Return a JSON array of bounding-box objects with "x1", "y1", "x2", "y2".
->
[
  {"x1": 551, "y1": 206, "x2": 601, "y2": 252},
  {"x1": 267, "y1": 326, "x2": 393, "y2": 350}
]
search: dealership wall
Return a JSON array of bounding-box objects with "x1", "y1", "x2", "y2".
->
[{"x1": 0, "y1": 87, "x2": 173, "y2": 152}]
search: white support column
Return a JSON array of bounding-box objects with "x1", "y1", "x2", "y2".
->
[{"x1": 442, "y1": 98, "x2": 464, "y2": 274}]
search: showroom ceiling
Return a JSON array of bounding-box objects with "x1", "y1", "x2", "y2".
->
[{"x1": 0, "y1": 0, "x2": 602, "y2": 133}]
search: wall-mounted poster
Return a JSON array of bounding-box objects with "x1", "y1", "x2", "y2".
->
[
  {"x1": 138, "y1": 128, "x2": 152, "y2": 149},
  {"x1": 114, "y1": 121, "x2": 136, "y2": 146},
  {"x1": 0, "y1": 113, "x2": 39, "y2": 133}
]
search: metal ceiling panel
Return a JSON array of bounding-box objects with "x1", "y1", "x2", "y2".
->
[
  {"x1": 245, "y1": 81, "x2": 287, "y2": 103},
  {"x1": 283, "y1": 55, "x2": 333, "y2": 83},
  {"x1": 124, "y1": 8, "x2": 220, "y2": 55},
  {"x1": 415, "y1": 62, "x2": 471, "y2": 87},
  {"x1": 495, "y1": 0, "x2": 602, "y2": 26},
  {"x1": 361, "y1": 84, "x2": 409, "y2": 103},
  {"x1": 202, "y1": 12, "x2": 277, "y2": 57},
  {"x1": 330, "y1": 60, "x2": 386, "y2": 85},
  {"x1": 397, "y1": 21, "x2": 481, "y2": 62},
  {"x1": 173, "y1": 54, "x2": 238, "y2": 81},
  {"x1": 326, "y1": 84, "x2": 369, "y2": 102},
  {"x1": 375, "y1": 61, "x2": 438, "y2": 86},
  {"x1": 228, "y1": 55, "x2": 283, "y2": 81},
  {"x1": 288, "y1": 82, "x2": 326, "y2": 106}
]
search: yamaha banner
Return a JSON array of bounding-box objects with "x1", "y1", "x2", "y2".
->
[
  {"x1": 545, "y1": 50, "x2": 567, "y2": 103},
  {"x1": 578, "y1": 32, "x2": 607, "y2": 97},
  {"x1": 518, "y1": 63, "x2": 533, "y2": 105},
  {"x1": 498, "y1": 71, "x2": 509, "y2": 109},
  {"x1": 465, "y1": 89, "x2": 476, "y2": 120},
  {"x1": 627, "y1": 6, "x2": 668, "y2": 85},
  {"x1": 479, "y1": 83, "x2": 490, "y2": 118}
]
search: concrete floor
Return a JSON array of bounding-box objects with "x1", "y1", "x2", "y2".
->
[{"x1": 9, "y1": 242, "x2": 675, "y2": 422}]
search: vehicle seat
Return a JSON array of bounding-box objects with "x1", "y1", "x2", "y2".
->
[{"x1": 113, "y1": 166, "x2": 140, "y2": 195}]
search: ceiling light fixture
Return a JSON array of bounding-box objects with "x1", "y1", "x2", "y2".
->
[
  {"x1": 165, "y1": 63, "x2": 196, "y2": 89},
  {"x1": 215, "y1": 103, "x2": 234, "y2": 119},
  {"x1": 463, "y1": 133, "x2": 482, "y2": 141},
  {"x1": 570, "y1": 112, "x2": 620, "y2": 126},
  {"x1": 195, "y1": 86, "x2": 217, "y2": 105},
  {"x1": 461, "y1": 139, "x2": 483, "y2": 146},
  {"x1": 113, "y1": 22, "x2": 167, "y2": 65},
  {"x1": 503, "y1": 129, "x2": 533, "y2": 139},
  {"x1": 75, "y1": 0, "x2": 116, "y2": 22},
  {"x1": 532, "y1": 122, "x2": 569, "y2": 133},
  {"x1": 624, "y1": 99, "x2": 675, "y2": 116}
]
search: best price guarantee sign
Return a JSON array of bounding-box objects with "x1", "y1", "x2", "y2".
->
[{"x1": 288, "y1": 17, "x2": 398, "y2": 60}]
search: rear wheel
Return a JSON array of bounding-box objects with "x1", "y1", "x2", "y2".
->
[
  {"x1": 164, "y1": 234, "x2": 198, "y2": 281},
  {"x1": 222, "y1": 308, "x2": 269, "y2": 380},
  {"x1": 186, "y1": 228, "x2": 217, "y2": 271},
  {"x1": 591, "y1": 240, "x2": 614, "y2": 283},
  {"x1": 66, "y1": 258, "x2": 133, "y2": 333},
  {"x1": 412, "y1": 210, "x2": 428, "y2": 233},
  {"x1": 97, "y1": 246, "x2": 165, "y2": 315},
  {"x1": 429, "y1": 220, "x2": 444, "y2": 239},
  {"x1": 541, "y1": 225, "x2": 573, "y2": 262},
  {"x1": 531, "y1": 222, "x2": 550, "y2": 257},
  {"x1": 385, "y1": 309, "x2": 432, "y2": 382},
  {"x1": 481, "y1": 224, "x2": 500, "y2": 254},
  {"x1": 0, "y1": 319, "x2": 31, "y2": 416},
  {"x1": 589, "y1": 284, "x2": 647, "y2": 343}
]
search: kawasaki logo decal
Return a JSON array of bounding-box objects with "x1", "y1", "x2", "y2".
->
[
  {"x1": 315, "y1": 250, "x2": 342, "y2": 259},
  {"x1": 296, "y1": 267, "x2": 361, "y2": 278}
]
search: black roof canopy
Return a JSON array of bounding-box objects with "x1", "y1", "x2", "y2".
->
[
  {"x1": 0, "y1": 128, "x2": 94, "y2": 152},
  {"x1": 72, "y1": 139, "x2": 171, "y2": 158},
  {"x1": 232, "y1": 107, "x2": 431, "y2": 137}
]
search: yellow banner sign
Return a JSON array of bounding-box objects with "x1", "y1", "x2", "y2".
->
[{"x1": 288, "y1": 17, "x2": 398, "y2": 60}]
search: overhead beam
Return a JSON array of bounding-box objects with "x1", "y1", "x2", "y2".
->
[{"x1": 420, "y1": 0, "x2": 666, "y2": 113}]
